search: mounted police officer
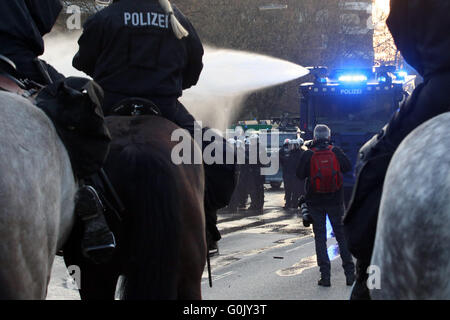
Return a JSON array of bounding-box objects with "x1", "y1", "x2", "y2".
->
[
  {"x1": 0, "y1": 0, "x2": 116, "y2": 264},
  {"x1": 73, "y1": 0, "x2": 236, "y2": 253},
  {"x1": 343, "y1": 0, "x2": 450, "y2": 299},
  {"x1": 0, "y1": 1, "x2": 64, "y2": 84}
]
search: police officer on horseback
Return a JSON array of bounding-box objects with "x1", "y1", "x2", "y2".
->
[
  {"x1": 72, "y1": 0, "x2": 236, "y2": 253},
  {"x1": 0, "y1": 0, "x2": 116, "y2": 264},
  {"x1": 343, "y1": 0, "x2": 450, "y2": 299}
]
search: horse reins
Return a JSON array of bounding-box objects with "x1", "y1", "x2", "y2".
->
[{"x1": 0, "y1": 73, "x2": 42, "y2": 102}]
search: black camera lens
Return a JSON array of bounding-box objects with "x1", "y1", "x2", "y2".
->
[{"x1": 300, "y1": 203, "x2": 313, "y2": 227}]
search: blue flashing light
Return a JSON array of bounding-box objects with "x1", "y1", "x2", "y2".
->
[
  {"x1": 396, "y1": 70, "x2": 408, "y2": 79},
  {"x1": 338, "y1": 74, "x2": 368, "y2": 82},
  {"x1": 378, "y1": 76, "x2": 387, "y2": 83}
]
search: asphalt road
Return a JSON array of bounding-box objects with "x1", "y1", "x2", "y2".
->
[{"x1": 46, "y1": 188, "x2": 353, "y2": 300}]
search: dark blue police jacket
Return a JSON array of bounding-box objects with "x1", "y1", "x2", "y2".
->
[
  {"x1": 0, "y1": 0, "x2": 62, "y2": 60},
  {"x1": 72, "y1": 0, "x2": 204, "y2": 108}
]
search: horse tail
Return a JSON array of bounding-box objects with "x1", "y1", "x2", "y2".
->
[{"x1": 115, "y1": 143, "x2": 181, "y2": 299}]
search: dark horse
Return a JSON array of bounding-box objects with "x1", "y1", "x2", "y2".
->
[{"x1": 63, "y1": 114, "x2": 207, "y2": 299}]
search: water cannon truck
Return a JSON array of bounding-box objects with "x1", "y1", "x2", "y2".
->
[{"x1": 299, "y1": 65, "x2": 416, "y2": 202}]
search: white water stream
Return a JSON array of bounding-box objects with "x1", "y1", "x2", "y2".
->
[{"x1": 42, "y1": 32, "x2": 309, "y2": 129}]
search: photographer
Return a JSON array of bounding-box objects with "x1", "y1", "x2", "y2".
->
[{"x1": 296, "y1": 125, "x2": 355, "y2": 287}]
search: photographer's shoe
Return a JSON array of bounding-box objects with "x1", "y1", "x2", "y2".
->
[
  {"x1": 318, "y1": 278, "x2": 331, "y2": 287},
  {"x1": 75, "y1": 185, "x2": 116, "y2": 264}
]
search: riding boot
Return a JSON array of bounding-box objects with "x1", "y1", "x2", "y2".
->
[
  {"x1": 350, "y1": 259, "x2": 371, "y2": 300},
  {"x1": 74, "y1": 185, "x2": 116, "y2": 264}
]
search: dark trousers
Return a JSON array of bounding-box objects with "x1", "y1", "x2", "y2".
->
[
  {"x1": 309, "y1": 204, "x2": 355, "y2": 279},
  {"x1": 228, "y1": 166, "x2": 248, "y2": 210},
  {"x1": 248, "y1": 169, "x2": 264, "y2": 209},
  {"x1": 284, "y1": 176, "x2": 303, "y2": 208}
]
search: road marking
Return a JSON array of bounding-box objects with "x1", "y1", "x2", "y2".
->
[
  {"x1": 285, "y1": 237, "x2": 314, "y2": 253},
  {"x1": 202, "y1": 271, "x2": 234, "y2": 284},
  {"x1": 277, "y1": 244, "x2": 341, "y2": 277}
]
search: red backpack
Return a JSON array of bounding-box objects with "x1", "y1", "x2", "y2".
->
[{"x1": 310, "y1": 145, "x2": 343, "y2": 193}]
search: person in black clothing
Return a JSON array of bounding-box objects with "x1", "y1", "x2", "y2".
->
[
  {"x1": 226, "y1": 139, "x2": 247, "y2": 212},
  {"x1": 73, "y1": 0, "x2": 202, "y2": 133},
  {"x1": 343, "y1": 0, "x2": 450, "y2": 299},
  {"x1": 0, "y1": 0, "x2": 116, "y2": 264},
  {"x1": 296, "y1": 125, "x2": 355, "y2": 287},
  {"x1": 73, "y1": 0, "x2": 236, "y2": 252},
  {"x1": 246, "y1": 135, "x2": 265, "y2": 214},
  {"x1": 280, "y1": 139, "x2": 304, "y2": 209},
  {"x1": 0, "y1": 0, "x2": 64, "y2": 84}
]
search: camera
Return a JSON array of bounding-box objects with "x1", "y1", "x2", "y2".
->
[
  {"x1": 298, "y1": 195, "x2": 313, "y2": 227},
  {"x1": 300, "y1": 203, "x2": 313, "y2": 227}
]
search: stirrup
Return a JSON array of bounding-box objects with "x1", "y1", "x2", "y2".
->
[
  {"x1": 76, "y1": 185, "x2": 116, "y2": 264},
  {"x1": 111, "y1": 97, "x2": 161, "y2": 116},
  {"x1": 75, "y1": 185, "x2": 104, "y2": 221},
  {"x1": 82, "y1": 231, "x2": 116, "y2": 264}
]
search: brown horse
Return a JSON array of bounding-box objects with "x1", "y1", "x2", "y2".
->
[{"x1": 63, "y1": 114, "x2": 206, "y2": 299}]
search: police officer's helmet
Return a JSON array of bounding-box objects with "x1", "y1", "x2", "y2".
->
[
  {"x1": 235, "y1": 126, "x2": 244, "y2": 137},
  {"x1": 292, "y1": 138, "x2": 304, "y2": 149}
]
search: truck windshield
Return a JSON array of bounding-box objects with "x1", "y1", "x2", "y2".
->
[{"x1": 308, "y1": 93, "x2": 396, "y2": 134}]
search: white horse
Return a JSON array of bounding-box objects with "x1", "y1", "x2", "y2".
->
[
  {"x1": 0, "y1": 91, "x2": 76, "y2": 299},
  {"x1": 371, "y1": 112, "x2": 450, "y2": 299}
]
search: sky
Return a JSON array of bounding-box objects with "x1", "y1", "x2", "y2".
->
[{"x1": 374, "y1": 0, "x2": 390, "y2": 15}]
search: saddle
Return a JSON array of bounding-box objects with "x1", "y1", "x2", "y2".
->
[
  {"x1": 111, "y1": 97, "x2": 161, "y2": 117},
  {"x1": 0, "y1": 54, "x2": 42, "y2": 99}
]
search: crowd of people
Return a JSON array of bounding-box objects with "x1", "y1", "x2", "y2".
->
[
  {"x1": 225, "y1": 134, "x2": 265, "y2": 214},
  {"x1": 223, "y1": 134, "x2": 306, "y2": 213}
]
